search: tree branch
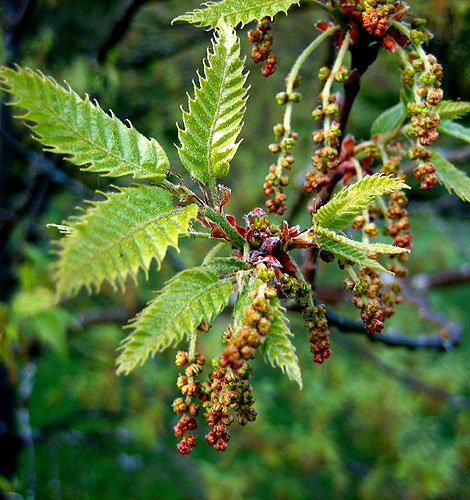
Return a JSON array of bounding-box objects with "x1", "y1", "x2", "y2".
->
[
  {"x1": 410, "y1": 264, "x2": 470, "y2": 290},
  {"x1": 325, "y1": 307, "x2": 463, "y2": 351},
  {"x1": 336, "y1": 334, "x2": 470, "y2": 409},
  {"x1": 96, "y1": 0, "x2": 149, "y2": 64}
]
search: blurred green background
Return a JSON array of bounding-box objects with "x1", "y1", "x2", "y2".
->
[{"x1": 1, "y1": 1, "x2": 470, "y2": 499}]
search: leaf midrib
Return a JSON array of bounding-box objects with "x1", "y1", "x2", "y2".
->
[
  {"x1": 206, "y1": 35, "x2": 232, "y2": 176},
  {"x1": 124, "y1": 277, "x2": 231, "y2": 365},
  {"x1": 69, "y1": 202, "x2": 193, "y2": 264},
  {"x1": 26, "y1": 81, "x2": 157, "y2": 177},
  {"x1": 194, "y1": 0, "x2": 299, "y2": 26},
  {"x1": 316, "y1": 179, "x2": 404, "y2": 227}
]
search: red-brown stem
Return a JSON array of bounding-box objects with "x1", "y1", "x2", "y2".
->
[{"x1": 302, "y1": 23, "x2": 382, "y2": 285}]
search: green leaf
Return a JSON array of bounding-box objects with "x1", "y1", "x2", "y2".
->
[
  {"x1": 371, "y1": 102, "x2": 405, "y2": 135},
  {"x1": 438, "y1": 120, "x2": 470, "y2": 143},
  {"x1": 317, "y1": 238, "x2": 389, "y2": 273},
  {"x1": 117, "y1": 267, "x2": 233, "y2": 374},
  {"x1": 177, "y1": 21, "x2": 249, "y2": 184},
  {"x1": 312, "y1": 225, "x2": 409, "y2": 256},
  {"x1": 204, "y1": 256, "x2": 248, "y2": 273},
  {"x1": 262, "y1": 298, "x2": 302, "y2": 388},
  {"x1": 173, "y1": 0, "x2": 299, "y2": 29},
  {"x1": 313, "y1": 174, "x2": 409, "y2": 230},
  {"x1": 435, "y1": 100, "x2": 470, "y2": 121},
  {"x1": 399, "y1": 84, "x2": 415, "y2": 109},
  {"x1": 0, "y1": 66, "x2": 169, "y2": 181},
  {"x1": 432, "y1": 151, "x2": 470, "y2": 202},
  {"x1": 54, "y1": 185, "x2": 198, "y2": 298}
]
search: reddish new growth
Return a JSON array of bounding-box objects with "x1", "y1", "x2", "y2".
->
[{"x1": 248, "y1": 17, "x2": 277, "y2": 77}]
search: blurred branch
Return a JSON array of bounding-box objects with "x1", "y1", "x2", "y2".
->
[
  {"x1": 325, "y1": 269, "x2": 464, "y2": 350},
  {"x1": 118, "y1": 31, "x2": 209, "y2": 68},
  {"x1": 3, "y1": 0, "x2": 37, "y2": 60},
  {"x1": 337, "y1": 334, "x2": 470, "y2": 409},
  {"x1": 316, "y1": 264, "x2": 470, "y2": 304},
  {"x1": 410, "y1": 264, "x2": 470, "y2": 290},
  {"x1": 326, "y1": 307, "x2": 462, "y2": 351},
  {"x1": 0, "y1": 130, "x2": 90, "y2": 198},
  {"x1": 75, "y1": 306, "x2": 130, "y2": 327},
  {"x1": 96, "y1": 0, "x2": 149, "y2": 64}
]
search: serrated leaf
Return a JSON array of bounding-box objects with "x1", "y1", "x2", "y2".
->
[
  {"x1": 312, "y1": 225, "x2": 409, "y2": 256},
  {"x1": 371, "y1": 102, "x2": 405, "y2": 135},
  {"x1": 435, "y1": 100, "x2": 470, "y2": 121},
  {"x1": 117, "y1": 267, "x2": 233, "y2": 374},
  {"x1": 317, "y1": 238, "x2": 389, "y2": 273},
  {"x1": 438, "y1": 120, "x2": 470, "y2": 143},
  {"x1": 313, "y1": 174, "x2": 409, "y2": 230},
  {"x1": 204, "y1": 256, "x2": 248, "y2": 273},
  {"x1": 262, "y1": 298, "x2": 302, "y2": 388},
  {"x1": 177, "y1": 21, "x2": 249, "y2": 184},
  {"x1": 0, "y1": 66, "x2": 169, "y2": 180},
  {"x1": 54, "y1": 185, "x2": 198, "y2": 298},
  {"x1": 432, "y1": 151, "x2": 470, "y2": 202},
  {"x1": 173, "y1": 0, "x2": 299, "y2": 29}
]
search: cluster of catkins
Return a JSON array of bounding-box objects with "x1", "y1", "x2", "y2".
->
[
  {"x1": 172, "y1": 350, "x2": 206, "y2": 454},
  {"x1": 263, "y1": 123, "x2": 298, "y2": 214},
  {"x1": 361, "y1": 0, "x2": 404, "y2": 36},
  {"x1": 403, "y1": 33, "x2": 443, "y2": 190},
  {"x1": 351, "y1": 168, "x2": 409, "y2": 329},
  {"x1": 248, "y1": 17, "x2": 277, "y2": 77},
  {"x1": 172, "y1": 276, "x2": 277, "y2": 454},
  {"x1": 262, "y1": 75, "x2": 302, "y2": 215},
  {"x1": 303, "y1": 304, "x2": 331, "y2": 364},
  {"x1": 303, "y1": 65, "x2": 349, "y2": 194},
  {"x1": 203, "y1": 284, "x2": 276, "y2": 451},
  {"x1": 344, "y1": 267, "x2": 387, "y2": 334},
  {"x1": 311, "y1": 95, "x2": 343, "y2": 171}
]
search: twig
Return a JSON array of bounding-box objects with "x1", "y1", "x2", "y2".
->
[
  {"x1": 75, "y1": 307, "x2": 130, "y2": 327},
  {"x1": 0, "y1": 130, "x2": 90, "y2": 197},
  {"x1": 410, "y1": 264, "x2": 470, "y2": 290},
  {"x1": 326, "y1": 307, "x2": 462, "y2": 350},
  {"x1": 118, "y1": 32, "x2": 210, "y2": 68},
  {"x1": 96, "y1": 0, "x2": 149, "y2": 64}
]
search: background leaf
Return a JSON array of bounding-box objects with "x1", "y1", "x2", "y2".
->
[
  {"x1": 312, "y1": 174, "x2": 409, "y2": 230},
  {"x1": 432, "y1": 151, "x2": 470, "y2": 202},
  {"x1": 117, "y1": 267, "x2": 233, "y2": 374},
  {"x1": 435, "y1": 100, "x2": 470, "y2": 121},
  {"x1": 54, "y1": 186, "x2": 197, "y2": 297},
  {"x1": 173, "y1": 0, "x2": 300, "y2": 29},
  {"x1": 438, "y1": 120, "x2": 470, "y2": 143},
  {"x1": 177, "y1": 21, "x2": 249, "y2": 184},
  {"x1": 0, "y1": 66, "x2": 169, "y2": 180},
  {"x1": 371, "y1": 102, "x2": 405, "y2": 135}
]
